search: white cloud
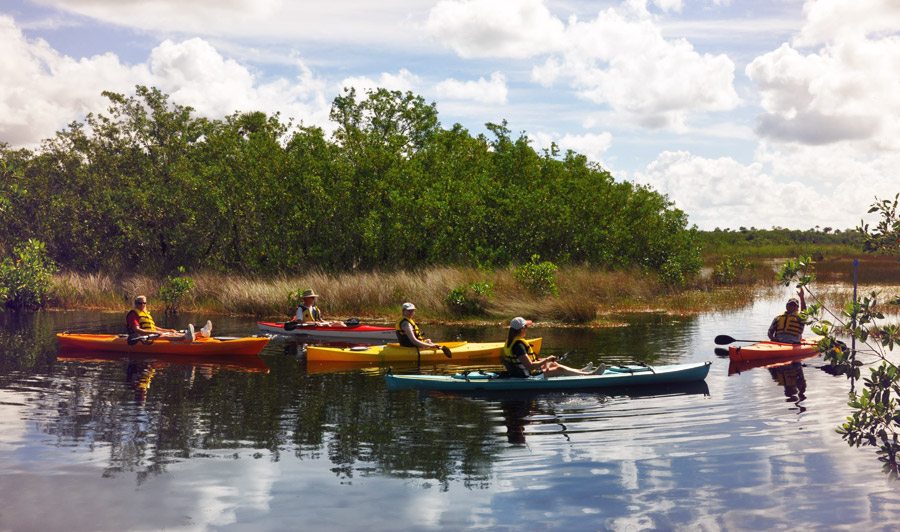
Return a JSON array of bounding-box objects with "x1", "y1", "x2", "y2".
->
[
  {"x1": 794, "y1": 0, "x2": 900, "y2": 47},
  {"x1": 29, "y1": 0, "x2": 433, "y2": 46},
  {"x1": 746, "y1": 1, "x2": 900, "y2": 149},
  {"x1": 0, "y1": 14, "x2": 151, "y2": 148},
  {"x1": 530, "y1": 131, "x2": 613, "y2": 165},
  {"x1": 0, "y1": 16, "x2": 333, "y2": 147},
  {"x1": 338, "y1": 69, "x2": 423, "y2": 98},
  {"x1": 425, "y1": 0, "x2": 565, "y2": 58},
  {"x1": 435, "y1": 72, "x2": 508, "y2": 104}
]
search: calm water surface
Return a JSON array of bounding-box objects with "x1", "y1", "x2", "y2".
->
[{"x1": 1, "y1": 294, "x2": 899, "y2": 531}]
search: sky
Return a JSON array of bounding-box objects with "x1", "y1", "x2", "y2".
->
[{"x1": 1, "y1": 0, "x2": 898, "y2": 231}]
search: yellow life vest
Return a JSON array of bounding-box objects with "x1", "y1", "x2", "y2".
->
[
  {"x1": 298, "y1": 305, "x2": 322, "y2": 322},
  {"x1": 773, "y1": 311, "x2": 804, "y2": 337},
  {"x1": 501, "y1": 337, "x2": 537, "y2": 369},
  {"x1": 395, "y1": 317, "x2": 423, "y2": 347},
  {"x1": 127, "y1": 308, "x2": 156, "y2": 332}
]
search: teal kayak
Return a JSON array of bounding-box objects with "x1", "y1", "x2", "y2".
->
[{"x1": 384, "y1": 361, "x2": 712, "y2": 392}]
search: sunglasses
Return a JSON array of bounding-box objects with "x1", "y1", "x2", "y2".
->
[{"x1": 137, "y1": 301, "x2": 147, "y2": 305}]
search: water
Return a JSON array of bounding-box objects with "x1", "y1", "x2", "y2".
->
[{"x1": 1, "y1": 297, "x2": 899, "y2": 532}]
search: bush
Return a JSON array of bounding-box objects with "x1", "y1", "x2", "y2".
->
[
  {"x1": 0, "y1": 239, "x2": 58, "y2": 311},
  {"x1": 158, "y1": 266, "x2": 194, "y2": 315},
  {"x1": 712, "y1": 256, "x2": 756, "y2": 285},
  {"x1": 445, "y1": 280, "x2": 493, "y2": 315},
  {"x1": 514, "y1": 255, "x2": 559, "y2": 296}
]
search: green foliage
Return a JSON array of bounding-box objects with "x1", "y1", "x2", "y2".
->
[
  {"x1": 777, "y1": 195, "x2": 900, "y2": 478},
  {"x1": 445, "y1": 280, "x2": 493, "y2": 316},
  {"x1": 514, "y1": 255, "x2": 559, "y2": 296},
  {"x1": 0, "y1": 239, "x2": 58, "y2": 311},
  {"x1": 157, "y1": 267, "x2": 194, "y2": 316},
  {"x1": 712, "y1": 256, "x2": 755, "y2": 285},
  {"x1": 0, "y1": 86, "x2": 700, "y2": 278}
]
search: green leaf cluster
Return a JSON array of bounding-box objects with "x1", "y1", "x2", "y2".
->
[
  {"x1": 0, "y1": 86, "x2": 700, "y2": 279},
  {"x1": 0, "y1": 239, "x2": 58, "y2": 311},
  {"x1": 157, "y1": 266, "x2": 194, "y2": 316},
  {"x1": 444, "y1": 280, "x2": 493, "y2": 316},
  {"x1": 513, "y1": 255, "x2": 559, "y2": 296}
]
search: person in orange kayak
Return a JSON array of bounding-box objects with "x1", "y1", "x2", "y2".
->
[
  {"x1": 395, "y1": 302, "x2": 440, "y2": 349},
  {"x1": 501, "y1": 317, "x2": 605, "y2": 377},
  {"x1": 294, "y1": 289, "x2": 346, "y2": 327},
  {"x1": 767, "y1": 289, "x2": 807, "y2": 344},
  {"x1": 126, "y1": 295, "x2": 211, "y2": 341}
]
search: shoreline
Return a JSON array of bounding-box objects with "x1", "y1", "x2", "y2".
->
[{"x1": 47, "y1": 267, "x2": 766, "y2": 326}]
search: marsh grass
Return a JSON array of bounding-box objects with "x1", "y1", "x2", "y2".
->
[{"x1": 48, "y1": 266, "x2": 777, "y2": 325}]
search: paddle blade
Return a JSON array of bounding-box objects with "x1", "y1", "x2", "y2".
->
[
  {"x1": 714, "y1": 347, "x2": 730, "y2": 358},
  {"x1": 714, "y1": 335, "x2": 736, "y2": 345},
  {"x1": 283, "y1": 321, "x2": 299, "y2": 331},
  {"x1": 441, "y1": 346, "x2": 452, "y2": 358}
]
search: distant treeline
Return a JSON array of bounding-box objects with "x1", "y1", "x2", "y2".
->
[
  {"x1": 0, "y1": 86, "x2": 700, "y2": 282},
  {"x1": 696, "y1": 226, "x2": 863, "y2": 258}
]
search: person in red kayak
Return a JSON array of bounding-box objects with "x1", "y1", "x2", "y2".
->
[
  {"x1": 767, "y1": 289, "x2": 807, "y2": 344},
  {"x1": 501, "y1": 317, "x2": 605, "y2": 377},
  {"x1": 126, "y1": 295, "x2": 211, "y2": 341},
  {"x1": 294, "y1": 289, "x2": 346, "y2": 327},
  {"x1": 395, "y1": 302, "x2": 439, "y2": 349}
]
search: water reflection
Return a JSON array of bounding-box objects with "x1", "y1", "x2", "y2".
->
[{"x1": 3, "y1": 307, "x2": 900, "y2": 531}]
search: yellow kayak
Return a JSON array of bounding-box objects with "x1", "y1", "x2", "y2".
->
[{"x1": 306, "y1": 337, "x2": 543, "y2": 363}]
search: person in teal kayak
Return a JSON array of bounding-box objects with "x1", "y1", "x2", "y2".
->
[
  {"x1": 501, "y1": 317, "x2": 605, "y2": 377},
  {"x1": 126, "y1": 295, "x2": 212, "y2": 341},
  {"x1": 294, "y1": 289, "x2": 346, "y2": 327},
  {"x1": 767, "y1": 289, "x2": 807, "y2": 344},
  {"x1": 395, "y1": 302, "x2": 440, "y2": 349}
]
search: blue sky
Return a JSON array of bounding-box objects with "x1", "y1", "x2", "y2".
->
[{"x1": 2, "y1": 0, "x2": 898, "y2": 230}]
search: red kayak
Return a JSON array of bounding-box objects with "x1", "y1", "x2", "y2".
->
[
  {"x1": 257, "y1": 321, "x2": 396, "y2": 341},
  {"x1": 728, "y1": 337, "x2": 821, "y2": 362}
]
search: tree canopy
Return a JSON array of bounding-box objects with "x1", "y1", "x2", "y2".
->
[{"x1": 0, "y1": 86, "x2": 700, "y2": 279}]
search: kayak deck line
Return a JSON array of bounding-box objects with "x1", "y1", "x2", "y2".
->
[{"x1": 385, "y1": 361, "x2": 712, "y2": 391}]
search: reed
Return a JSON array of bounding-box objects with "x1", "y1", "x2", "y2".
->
[{"x1": 48, "y1": 263, "x2": 896, "y2": 323}]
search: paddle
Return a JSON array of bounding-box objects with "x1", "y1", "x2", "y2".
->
[
  {"x1": 283, "y1": 318, "x2": 362, "y2": 331},
  {"x1": 714, "y1": 334, "x2": 770, "y2": 345}
]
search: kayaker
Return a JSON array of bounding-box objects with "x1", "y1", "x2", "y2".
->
[
  {"x1": 126, "y1": 295, "x2": 212, "y2": 341},
  {"x1": 501, "y1": 317, "x2": 605, "y2": 377},
  {"x1": 295, "y1": 289, "x2": 346, "y2": 327},
  {"x1": 767, "y1": 290, "x2": 807, "y2": 344},
  {"x1": 395, "y1": 302, "x2": 440, "y2": 349}
]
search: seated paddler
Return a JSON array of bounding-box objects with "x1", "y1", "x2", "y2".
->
[
  {"x1": 395, "y1": 302, "x2": 440, "y2": 349},
  {"x1": 767, "y1": 289, "x2": 807, "y2": 344},
  {"x1": 502, "y1": 317, "x2": 605, "y2": 378},
  {"x1": 126, "y1": 295, "x2": 211, "y2": 341}
]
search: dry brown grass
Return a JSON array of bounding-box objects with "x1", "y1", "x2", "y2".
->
[{"x1": 51, "y1": 265, "x2": 884, "y2": 323}]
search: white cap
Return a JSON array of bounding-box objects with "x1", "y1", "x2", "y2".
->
[
  {"x1": 510, "y1": 317, "x2": 533, "y2": 330},
  {"x1": 401, "y1": 302, "x2": 416, "y2": 311}
]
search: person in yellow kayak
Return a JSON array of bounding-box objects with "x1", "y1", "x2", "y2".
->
[
  {"x1": 395, "y1": 302, "x2": 440, "y2": 349},
  {"x1": 126, "y1": 295, "x2": 212, "y2": 341},
  {"x1": 294, "y1": 289, "x2": 346, "y2": 327},
  {"x1": 502, "y1": 317, "x2": 605, "y2": 377},
  {"x1": 767, "y1": 289, "x2": 807, "y2": 344}
]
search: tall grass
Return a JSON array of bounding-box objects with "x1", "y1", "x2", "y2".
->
[{"x1": 47, "y1": 266, "x2": 774, "y2": 324}]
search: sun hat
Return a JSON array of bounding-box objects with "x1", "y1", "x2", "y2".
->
[
  {"x1": 787, "y1": 297, "x2": 799, "y2": 306},
  {"x1": 401, "y1": 302, "x2": 416, "y2": 311},
  {"x1": 510, "y1": 317, "x2": 533, "y2": 330},
  {"x1": 301, "y1": 289, "x2": 318, "y2": 298}
]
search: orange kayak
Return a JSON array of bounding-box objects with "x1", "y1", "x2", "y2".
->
[
  {"x1": 56, "y1": 333, "x2": 270, "y2": 356},
  {"x1": 728, "y1": 337, "x2": 820, "y2": 362}
]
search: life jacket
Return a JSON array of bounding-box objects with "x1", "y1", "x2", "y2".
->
[
  {"x1": 772, "y1": 311, "x2": 804, "y2": 339},
  {"x1": 501, "y1": 337, "x2": 538, "y2": 376},
  {"x1": 395, "y1": 317, "x2": 424, "y2": 347},
  {"x1": 126, "y1": 308, "x2": 155, "y2": 334},
  {"x1": 297, "y1": 305, "x2": 322, "y2": 323}
]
